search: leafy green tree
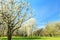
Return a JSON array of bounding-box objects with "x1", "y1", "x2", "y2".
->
[
  {"x1": 45, "y1": 22, "x2": 58, "y2": 36},
  {"x1": 55, "y1": 22, "x2": 60, "y2": 30},
  {"x1": 54, "y1": 22, "x2": 60, "y2": 36}
]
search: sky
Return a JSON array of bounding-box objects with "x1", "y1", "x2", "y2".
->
[{"x1": 27, "y1": 0, "x2": 60, "y2": 28}]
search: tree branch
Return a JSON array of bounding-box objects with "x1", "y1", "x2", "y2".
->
[{"x1": 12, "y1": 16, "x2": 32, "y2": 32}]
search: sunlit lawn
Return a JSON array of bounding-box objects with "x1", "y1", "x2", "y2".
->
[{"x1": 0, "y1": 37, "x2": 60, "y2": 40}]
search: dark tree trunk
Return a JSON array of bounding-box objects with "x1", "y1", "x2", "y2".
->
[
  {"x1": 7, "y1": 33, "x2": 12, "y2": 40},
  {"x1": 7, "y1": 26, "x2": 12, "y2": 40}
]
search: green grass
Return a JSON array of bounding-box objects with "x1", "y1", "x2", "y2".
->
[{"x1": 0, "y1": 37, "x2": 60, "y2": 40}]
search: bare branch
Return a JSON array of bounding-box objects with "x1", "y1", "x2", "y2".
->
[{"x1": 12, "y1": 24, "x2": 21, "y2": 33}]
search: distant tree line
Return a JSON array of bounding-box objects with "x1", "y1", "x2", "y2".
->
[{"x1": 33, "y1": 22, "x2": 60, "y2": 37}]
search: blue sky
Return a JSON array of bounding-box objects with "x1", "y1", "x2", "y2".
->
[{"x1": 27, "y1": 0, "x2": 60, "y2": 28}]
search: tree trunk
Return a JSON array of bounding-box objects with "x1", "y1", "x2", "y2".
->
[
  {"x1": 7, "y1": 33, "x2": 12, "y2": 40},
  {"x1": 7, "y1": 26, "x2": 12, "y2": 40}
]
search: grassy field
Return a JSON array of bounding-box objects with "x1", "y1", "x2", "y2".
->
[{"x1": 0, "y1": 37, "x2": 60, "y2": 40}]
